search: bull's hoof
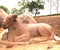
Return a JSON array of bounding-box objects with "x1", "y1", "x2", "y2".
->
[
  {"x1": 47, "y1": 46, "x2": 54, "y2": 50},
  {"x1": 6, "y1": 45, "x2": 13, "y2": 48}
]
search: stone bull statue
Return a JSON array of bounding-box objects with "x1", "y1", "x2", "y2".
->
[{"x1": 0, "y1": 14, "x2": 55, "y2": 45}]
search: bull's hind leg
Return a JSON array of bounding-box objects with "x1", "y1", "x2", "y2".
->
[
  {"x1": 42, "y1": 23, "x2": 55, "y2": 40},
  {"x1": 37, "y1": 24, "x2": 49, "y2": 41},
  {"x1": 38, "y1": 23, "x2": 54, "y2": 40}
]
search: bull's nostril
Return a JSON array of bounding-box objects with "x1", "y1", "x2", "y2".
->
[
  {"x1": 3, "y1": 26, "x2": 7, "y2": 29},
  {"x1": 2, "y1": 25, "x2": 7, "y2": 29}
]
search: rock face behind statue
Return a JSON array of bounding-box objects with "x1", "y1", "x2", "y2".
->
[
  {"x1": 2, "y1": 14, "x2": 55, "y2": 42},
  {"x1": 18, "y1": 13, "x2": 37, "y2": 24}
]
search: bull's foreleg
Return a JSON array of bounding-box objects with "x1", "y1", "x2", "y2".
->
[
  {"x1": 15, "y1": 32, "x2": 30, "y2": 42},
  {"x1": 38, "y1": 24, "x2": 49, "y2": 38}
]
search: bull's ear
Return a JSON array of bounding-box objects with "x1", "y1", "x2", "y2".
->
[
  {"x1": 22, "y1": 20, "x2": 29, "y2": 24},
  {"x1": 11, "y1": 14, "x2": 17, "y2": 22},
  {"x1": 12, "y1": 14, "x2": 17, "y2": 22},
  {"x1": 12, "y1": 14, "x2": 17, "y2": 18}
]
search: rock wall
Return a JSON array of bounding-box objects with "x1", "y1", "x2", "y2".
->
[{"x1": 35, "y1": 15, "x2": 60, "y2": 36}]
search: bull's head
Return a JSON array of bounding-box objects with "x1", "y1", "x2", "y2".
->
[{"x1": 2, "y1": 14, "x2": 17, "y2": 29}]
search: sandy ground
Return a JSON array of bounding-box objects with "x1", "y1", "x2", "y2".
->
[{"x1": 0, "y1": 40, "x2": 60, "y2": 50}]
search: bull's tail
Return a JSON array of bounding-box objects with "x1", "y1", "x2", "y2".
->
[{"x1": 0, "y1": 40, "x2": 29, "y2": 45}]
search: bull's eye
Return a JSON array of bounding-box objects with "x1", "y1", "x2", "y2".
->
[{"x1": 14, "y1": 19, "x2": 16, "y2": 22}]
